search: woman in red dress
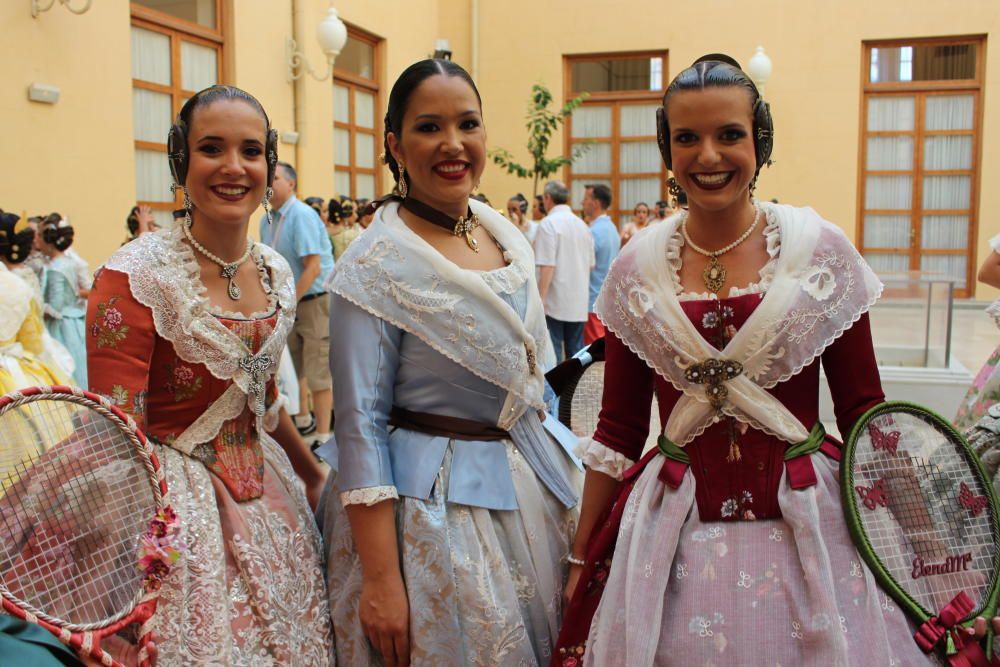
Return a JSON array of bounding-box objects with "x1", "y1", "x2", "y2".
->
[
  {"x1": 553, "y1": 54, "x2": 986, "y2": 666},
  {"x1": 86, "y1": 85, "x2": 331, "y2": 665}
]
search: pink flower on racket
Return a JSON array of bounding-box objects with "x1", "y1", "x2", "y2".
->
[{"x1": 138, "y1": 505, "x2": 182, "y2": 591}]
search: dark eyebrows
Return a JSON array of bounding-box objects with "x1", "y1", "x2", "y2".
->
[
  {"x1": 671, "y1": 122, "x2": 748, "y2": 136},
  {"x1": 195, "y1": 135, "x2": 264, "y2": 146},
  {"x1": 413, "y1": 109, "x2": 480, "y2": 121}
]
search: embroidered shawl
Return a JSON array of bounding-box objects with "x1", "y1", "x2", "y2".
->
[
  {"x1": 328, "y1": 199, "x2": 554, "y2": 431},
  {"x1": 103, "y1": 225, "x2": 296, "y2": 453},
  {"x1": 595, "y1": 202, "x2": 883, "y2": 446}
]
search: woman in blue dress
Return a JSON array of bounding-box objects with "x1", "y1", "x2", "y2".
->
[
  {"x1": 38, "y1": 213, "x2": 87, "y2": 387},
  {"x1": 319, "y1": 59, "x2": 580, "y2": 666}
]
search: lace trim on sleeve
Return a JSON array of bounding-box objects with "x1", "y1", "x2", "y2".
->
[
  {"x1": 339, "y1": 485, "x2": 399, "y2": 507},
  {"x1": 574, "y1": 437, "x2": 635, "y2": 481}
]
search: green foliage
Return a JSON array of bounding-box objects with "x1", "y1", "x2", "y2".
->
[{"x1": 489, "y1": 83, "x2": 590, "y2": 198}]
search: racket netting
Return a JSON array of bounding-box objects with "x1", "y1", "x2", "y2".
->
[
  {"x1": 851, "y1": 410, "x2": 999, "y2": 618},
  {"x1": 0, "y1": 395, "x2": 155, "y2": 630}
]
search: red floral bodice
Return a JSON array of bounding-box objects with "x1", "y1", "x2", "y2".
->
[{"x1": 87, "y1": 269, "x2": 280, "y2": 501}]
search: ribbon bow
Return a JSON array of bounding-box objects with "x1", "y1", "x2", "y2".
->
[{"x1": 914, "y1": 592, "x2": 975, "y2": 653}]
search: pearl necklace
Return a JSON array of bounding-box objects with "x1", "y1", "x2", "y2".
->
[
  {"x1": 681, "y1": 204, "x2": 762, "y2": 294},
  {"x1": 181, "y1": 213, "x2": 254, "y2": 301}
]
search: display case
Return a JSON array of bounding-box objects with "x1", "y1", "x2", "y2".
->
[{"x1": 869, "y1": 270, "x2": 954, "y2": 368}]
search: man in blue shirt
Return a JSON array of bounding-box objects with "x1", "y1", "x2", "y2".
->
[
  {"x1": 259, "y1": 162, "x2": 335, "y2": 445},
  {"x1": 581, "y1": 183, "x2": 620, "y2": 344}
]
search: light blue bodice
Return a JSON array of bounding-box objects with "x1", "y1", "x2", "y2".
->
[{"x1": 328, "y1": 283, "x2": 572, "y2": 510}]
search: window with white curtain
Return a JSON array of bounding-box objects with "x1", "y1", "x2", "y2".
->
[
  {"x1": 860, "y1": 37, "x2": 983, "y2": 296},
  {"x1": 565, "y1": 53, "x2": 667, "y2": 226},
  {"x1": 333, "y1": 28, "x2": 381, "y2": 203},
  {"x1": 130, "y1": 8, "x2": 221, "y2": 229}
]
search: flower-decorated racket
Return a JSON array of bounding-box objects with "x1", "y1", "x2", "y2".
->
[
  {"x1": 842, "y1": 401, "x2": 1000, "y2": 664},
  {"x1": 0, "y1": 386, "x2": 181, "y2": 666}
]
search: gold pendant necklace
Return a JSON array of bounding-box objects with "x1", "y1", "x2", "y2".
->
[
  {"x1": 703, "y1": 256, "x2": 727, "y2": 293},
  {"x1": 400, "y1": 197, "x2": 482, "y2": 253},
  {"x1": 681, "y1": 205, "x2": 762, "y2": 294}
]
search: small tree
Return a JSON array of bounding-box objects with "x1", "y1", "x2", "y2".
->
[{"x1": 489, "y1": 84, "x2": 590, "y2": 199}]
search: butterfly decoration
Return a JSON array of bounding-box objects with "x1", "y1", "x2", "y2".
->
[
  {"x1": 856, "y1": 478, "x2": 889, "y2": 511},
  {"x1": 959, "y1": 482, "x2": 988, "y2": 516},
  {"x1": 867, "y1": 423, "x2": 900, "y2": 456}
]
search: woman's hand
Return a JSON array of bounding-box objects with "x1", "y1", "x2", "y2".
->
[
  {"x1": 360, "y1": 573, "x2": 410, "y2": 667},
  {"x1": 81, "y1": 633, "x2": 158, "y2": 666},
  {"x1": 136, "y1": 205, "x2": 157, "y2": 235},
  {"x1": 563, "y1": 562, "x2": 583, "y2": 608}
]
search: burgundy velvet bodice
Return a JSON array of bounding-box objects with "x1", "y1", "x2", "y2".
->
[{"x1": 593, "y1": 292, "x2": 884, "y2": 521}]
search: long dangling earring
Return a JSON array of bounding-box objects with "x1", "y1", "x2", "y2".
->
[
  {"x1": 262, "y1": 186, "x2": 274, "y2": 225},
  {"x1": 667, "y1": 176, "x2": 684, "y2": 198},
  {"x1": 398, "y1": 164, "x2": 409, "y2": 198},
  {"x1": 182, "y1": 188, "x2": 193, "y2": 215},
  {"x1": 748, "y1": 174, "x2": 758, "y2": 201}
]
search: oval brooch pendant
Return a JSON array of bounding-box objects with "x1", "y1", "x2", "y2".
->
[
  {"x1": 227, "y1": 280, "x2": 242, "y2": 301},
  {"x1": 703, "y1": 257, "x2": 726, "y2": 293}
]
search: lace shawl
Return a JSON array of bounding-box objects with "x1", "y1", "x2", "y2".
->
[
  {"x1": 103, "y1": 225, "x2": 296, "y2": 453},
  {"x1": 595, "y1": 201, "x2": 883, "y2": 446},
  {"x1": 0, "y1": 267, "x2": 32, "y2": 342},
  {"x1": 328, "y1": 199, "x2": 554, "y2": 430}
]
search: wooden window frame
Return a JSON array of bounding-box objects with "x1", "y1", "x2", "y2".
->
[
  {"x1": 563, "y1": 51, "x2": 668, "y2": 225},
  {"x1": 333, "y1": 25, "x2": 382, "y2": 201},
  {"x1": 130, "y1": 1, "x2": 225, "y2": 217},
  {"x1": 856, "y1": 35, "x2": 986, "y2": 297}
]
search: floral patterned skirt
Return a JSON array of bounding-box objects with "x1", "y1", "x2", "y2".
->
[
  {"x1": 322, "y1": 442, "x2": 578, "y2": 666},
  {"x1": 149, "y1": 436, "x2": 332, "y2": 666},
  {"x1": 558, "y1": 454, "x2": 937, "y2": 667},
  {"x1": 955, "y1": 344, "x2": 1000, "y2": 432}
]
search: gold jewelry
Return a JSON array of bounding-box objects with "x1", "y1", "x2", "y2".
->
[
  {"x1": 397, "y1": 164, "x2": 408, "y2": 198},
  {"x1": 681, "y1": 204, "x2": 761, "y2": 294},
  {"x1": 454, "y1": 213, "x2": 481, "y2": 252},
  {"x1": 181, "y1": 212, "x2": 254, "y2": 301}
]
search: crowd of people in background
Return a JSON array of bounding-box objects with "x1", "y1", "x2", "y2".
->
[{"x1": 0, "y1": 171, "x2": 685, "y2": 427}]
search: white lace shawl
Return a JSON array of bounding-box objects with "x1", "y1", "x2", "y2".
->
[
  {"x1": 0, "y1": 266, "x2": 32, "y2": 342},
  {"x1": 328, "y1": 199, "x2": 554, "y2": 430},
  {"x1": 595, "y1": 202, "x2": 883, "y2": 446},
  {"x1": 103, "y1": 225, "x2": 296, "y2": 453}
]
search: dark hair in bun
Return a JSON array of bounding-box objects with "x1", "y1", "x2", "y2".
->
[
  {"x1": 41, "y1": 212, "x2": 74, "y2": 251},
  {"x1": 0, "y1": 210, "x2": 36, "y2": 264}
]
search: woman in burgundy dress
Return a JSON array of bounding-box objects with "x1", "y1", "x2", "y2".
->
[{"x1": 553, "y1": 54, "x2": 946, "y2": 666}]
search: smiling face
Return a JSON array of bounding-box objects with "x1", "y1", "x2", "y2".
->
[
  {"x1": 667, "y1": 86, "x2": 757, "y2": 217},
  {"x1": 184, "y1": 99, "x2": 269, "y2": 228},
  {"x1": 633, "y1": 204, "x2": 649, "y2": 225},
  {"x1": 387, "y1": 74, "x2": 486, "y2": 212}
]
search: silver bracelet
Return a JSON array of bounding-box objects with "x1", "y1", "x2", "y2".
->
[{"x1": 566, "y1": 554, "x2": 586, "y2": 566}]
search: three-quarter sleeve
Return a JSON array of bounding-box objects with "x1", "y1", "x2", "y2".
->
[
  {"x1": 329, "y1": 293, "x2": 402, "y2": 505},
  {"x1": 579, "y1": 331, "x2": 655, "y2": 478},
  {"x1": 42, "y1": 267, "x2": 72, "y2": 319},
  {"x1": 822, "y1": 312, "x2": 885, "y2": 437},
  {"x1": 86, "y1": 269, "x2": 156, "y2": 431}
]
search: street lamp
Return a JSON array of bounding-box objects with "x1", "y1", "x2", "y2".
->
[
  {"x1": 31, "y1": 0, "x2": 92, "y2": 17},
  {"x1": 287, "y1": 7, "x2": 348, "y2": 82},
  {"x1": 747, "y1": 46, "x2": 773, "y2": 97}
]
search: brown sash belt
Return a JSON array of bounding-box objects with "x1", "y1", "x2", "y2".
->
[{"x1": 389, "y1": 406, "x2": 509, "y2": 441}]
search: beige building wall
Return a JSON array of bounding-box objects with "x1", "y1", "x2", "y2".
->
[{"x1": 2, "y1": 0, "x2": 999, "y2": 298}]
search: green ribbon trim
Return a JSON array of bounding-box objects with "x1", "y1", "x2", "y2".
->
[
  {"x1": 783, "y1": 422, "x2": 826, "y2": 460},
  {"x1": 657, "y1": 422, "x2": 826, "y2": 463}
]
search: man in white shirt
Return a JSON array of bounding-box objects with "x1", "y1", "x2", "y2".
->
[{"x1": 534, "y1": 180, "x2": 595, "y2": 362}]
